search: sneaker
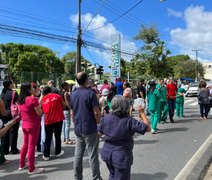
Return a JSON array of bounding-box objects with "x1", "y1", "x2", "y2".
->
[
  {"x1": 55, "y1": 150, "x2": 64, "y2": 158},
  {"x1": 28, "y1": 167, "x2": 44, "y2": 175},
  {"x1": 18, "y1": 165, "x2": 27, "y2": 171},
  {"x1": 151, "y1": 129, "x2": 157, "y2": 134},
  {"x1": 42, "y1": 155, "x2": 50, "y2": 161}
]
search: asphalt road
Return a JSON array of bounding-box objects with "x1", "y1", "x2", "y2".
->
[{"x1": 0, "y1": 97, "x2": 212, "y2": 180}]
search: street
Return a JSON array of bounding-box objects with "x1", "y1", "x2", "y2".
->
[{"x1": 0, "y1": 97, "x2": 212, "y2": 180}]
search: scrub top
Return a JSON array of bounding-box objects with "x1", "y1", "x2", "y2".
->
[
  {"x1": 156, "y1": 84, "x2": 167, "y2": 102},
  {"x1": 176, "y1": 87, "x2": 186, "y2": 103},
  {"x1": 98, "y1": 113, "x2": 147, "y2": 169},
  {"x1": 148, "y1": 89, "x2": 160, "y2": 111}
]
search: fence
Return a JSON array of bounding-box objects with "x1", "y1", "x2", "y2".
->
[{"x1": 19, "y1": 71, "x2": 64, "y2": 87}]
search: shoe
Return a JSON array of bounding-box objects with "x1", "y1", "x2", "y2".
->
[
  {"x1": 151, "y1": 129, "x2": 157, "y2": 134},
  {"x1": 10, "y1": 149, "x2": 20, "y2": 154},
  {"x1": 170, "y1": 119, "x2": 175, "y2": 123},
  {"x1": 42, "y1": 155, "x2": 50, "y2": 161},
  {"x1": 19, "y1": 165, "x2": 27, "y2": 171},
  {"x1": 28, "y1": 167, "x2": 44, "y2": 175},
  {"x1": 55, "y1": 150, "x2": 64, "y2": 158},
  {"x1": 161, "y1": 121, "x2": 165, "y2": 124}
]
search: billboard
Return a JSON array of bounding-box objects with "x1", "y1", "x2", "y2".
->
[{"x1": 111, "y1": 34, "x2": 121, "y2": 79}]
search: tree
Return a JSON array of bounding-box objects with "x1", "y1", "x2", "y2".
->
[
  {"x1": 167, "y1": 55, "x2": 205, "y2": 79},
  {"x1": 134, "y1": 25, "x2": 171, "y2": 78},
  {"x1": 61, "y1": 51, "x2": 92, "y2": 80},
  {"x1": 0, "y1": 43, "x2": 64, "y2": 81}
]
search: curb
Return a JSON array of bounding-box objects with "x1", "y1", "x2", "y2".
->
[{"x1": 174, "y1": 134, "x2": 212, "y2": 180}]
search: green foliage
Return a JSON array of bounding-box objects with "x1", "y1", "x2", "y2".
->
[
  {"x1": 61, "y1": 51, "x2": 92, "y2": 80},
  {"x1": 0, "y1": 43, "x2": 64, "y2": 80},
  {"x1": 133, "y1": 25, "x2": 171, "y2": 78},
  {"x1": 167, "y1": 55, "x2": 205, "y2": 79}
]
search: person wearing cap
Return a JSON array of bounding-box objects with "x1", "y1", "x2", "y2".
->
[
  {"x1": 156, "y1": 79, "x2": 168, "y2": 123},
  {"x1": 148, "y1": 80, "x2": 160, "y2": 134},
  {"x1": 99, "y1": 89, "x2": 110, "y2": 116}
]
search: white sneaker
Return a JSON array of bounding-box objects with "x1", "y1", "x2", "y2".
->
[
  {"x1": 151, "y1": 129, "x2": 157, "y2": 134},
  {"x1": 55, "y1": 150, "x2": 64, "y2": 158},
  {"x1": 28, "y1": 167, "x2": 44, "y2": 175},
  {"x1": 18, "y1": 165, "x2": 27, "y2": 171},
  {"x1": 42, "y1": 155, "x2": 50, "y2": 161}
]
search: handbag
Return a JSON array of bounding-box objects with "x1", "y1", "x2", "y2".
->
[{"x1": 10, "y1": 90, "x2": 21, "y2": 121}]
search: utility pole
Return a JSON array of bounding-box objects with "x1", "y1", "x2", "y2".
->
[
  {"x1": 192, "y1": 49, "x2": 202, "y2": 81},
  {"x1": 76, "y1": 0, "x2": 82, "y2": 73}
]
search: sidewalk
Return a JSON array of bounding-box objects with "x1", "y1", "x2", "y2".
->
[{"x1": 204, "y1": 162, "x2": 212, "y2": 180}]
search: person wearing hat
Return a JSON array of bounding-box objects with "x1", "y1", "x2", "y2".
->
[
  {"x1": 99, "y1": 89, "x2": 110, "y2": 116},
  {"x1": 148, "y1": 80, "x2": 160, "y2": 134},
  {"x1": 156, "y1": 79, "x2": 168, "y2": 123},
  {"x1": 176, "y1": 85, "x2": 186, "y2": 118}
]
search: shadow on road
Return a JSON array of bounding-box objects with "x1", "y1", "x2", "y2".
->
[
  {"x1": 131, "y1": 172, "x2": 168, "y2": 180},
  {"x1": 158, "y1": 127, "x2": 188, "y2": 134},
  {"x1": 134, "y1": 139, "x2": 159, "y2": 145}
]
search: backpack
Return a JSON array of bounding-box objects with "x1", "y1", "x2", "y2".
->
[{"x1": 11, "y1": 90, "x2": 21, "y2": 121}]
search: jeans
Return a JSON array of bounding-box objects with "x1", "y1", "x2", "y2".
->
[
  {"x1": 62, "y1": 110, "x2": 71, "y2": 141},
  {"x1": 168, "y1": 99, "x2": 176, "y2": 120},
  {"x1": 74, "y1": 133, "x2": 101, "y2": 180},
  {"x1": 44, "y1": 121, "x2": 63, "y2": 157},
  {"x1": 199, "y1": 104, "x2": 210, "y2": 118},
  {"x1": 20, "y1": 127, "x2": 40, "y2": 172}
]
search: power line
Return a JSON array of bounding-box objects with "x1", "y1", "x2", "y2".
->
[
  {"x1": 0, "y1": 23, "x2": 136, "y2": 57},
  {"x1": 82, "y1": 0, "x2": 106, "y2": 36},
  {"x1": 88, "y1": 0, "x2": 144, "y2": 31}
]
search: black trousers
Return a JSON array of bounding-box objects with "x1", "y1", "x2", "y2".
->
[
  {"x1": 44, "y1": 121, "x2": 63, "y2": 157},
  {"x1": 3, "y1": 121, "x2": 20, "y2": 154},
  {"x1": 168, "y1": 99, "x2": 176, "y2": 120},
  {"x1": 199, "y1": 104, "x2": 210, "y2": 118}
]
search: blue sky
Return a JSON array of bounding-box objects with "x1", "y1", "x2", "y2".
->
[{"x1": 0, "y1": 0, "x2": 212, "y2": 71}]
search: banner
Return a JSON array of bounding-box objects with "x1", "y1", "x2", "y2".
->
[{"x1": 111, "y1": 34, "x2": 121, "y2": 79}]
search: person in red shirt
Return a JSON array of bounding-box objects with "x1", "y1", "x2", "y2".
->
[
  {"x1": 166, "y1": 79, "x2": 178, "y2": 123},
  {"x1": 41, "y1": 86, "x2": 65, "y2": 161}
]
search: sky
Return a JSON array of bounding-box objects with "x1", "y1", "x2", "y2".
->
[{"x1": 0, "y1": 0, "x2": 212, "y2": 71}]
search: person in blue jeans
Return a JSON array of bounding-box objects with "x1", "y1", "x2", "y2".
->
[
  {"x1": 70, "y1": 72, "x2": 102, "y2": 180},
  {"x1": 61, "y1": 82, "x2": 75, "y2": 145}
]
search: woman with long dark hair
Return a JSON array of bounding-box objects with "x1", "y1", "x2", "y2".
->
[
  {"x1": 107, "y1": 85, "x2": 117, "y2": 109},
  {"x1": 18, "y1": 83, "x2": 44, "y2": 174},
  {"x1": 1, "y1": 80, "x2": 19, "y2": 154}
]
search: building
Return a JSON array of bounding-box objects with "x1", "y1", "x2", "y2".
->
[{"x1": 203, "y1": 62, "x2": 212, "y2": 80}]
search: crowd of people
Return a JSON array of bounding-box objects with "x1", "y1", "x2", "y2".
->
[{"x1": 0, "y1": 74, "x2": 211, "y2": 179}]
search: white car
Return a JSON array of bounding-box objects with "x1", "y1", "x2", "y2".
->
[{"x1": 185, "y1": 83, "x2": 199, "y2": 97}]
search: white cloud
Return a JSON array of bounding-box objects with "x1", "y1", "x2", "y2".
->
[
  {"x1": 170, "y1": 5, "x2": 212, "y2": 62},
  {"x1": 167, "y1": 8, "x2": 183, "y2": 18},
  {"x1": 70, "y1": 13, "x2": 137, "y2": 64}
]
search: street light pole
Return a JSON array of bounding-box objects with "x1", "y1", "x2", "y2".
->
[
  {"x1": 192, "y1": 49, "x2": 202, "y2": 81},
  {"x1": 76, "y1": 0, "x2": 82, "y2": 73}
]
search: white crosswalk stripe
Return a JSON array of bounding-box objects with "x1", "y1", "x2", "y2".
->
[{"x1": 184, "y1": 98, "x2": 198, "y2": 106}]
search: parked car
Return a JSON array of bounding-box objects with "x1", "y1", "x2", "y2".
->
[{"x1": 185, "y1": 82, "x2": 199, "y2": 97}]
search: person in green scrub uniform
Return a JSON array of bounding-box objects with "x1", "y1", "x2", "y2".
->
[
  {"x1": 176, "y1": 85, "x2": 186, "y2": 118},
  {"x1": 156, "y1": 79, "x2": 168, "y2": 123},
  {"x1": 148, "y1": 80, "x2": 160, "y2": 134}
]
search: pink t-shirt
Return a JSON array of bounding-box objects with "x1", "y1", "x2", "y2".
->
[{"x1": 19, "y1": 96, "x2": 40, "y2": 129}]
